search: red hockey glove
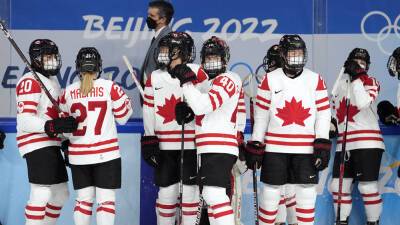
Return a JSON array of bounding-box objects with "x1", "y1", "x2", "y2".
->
[
  {"x1": 237, "y1": 131, "x2": 245, "y2": 161},
  {"x1": 44, "y1": 116, "x2": 78, "y2": 138},
  {"x1": 140, "y1": 135, "x2": 161, "y2": 168},
  {"x1": 313, "y1": 138, "x2": 332, "y2": 171},
  {"x1": 245, "y1": 141, "x2": 265, "y2": 170},
  {"x1": 170, "y1": 64, "x2": 197, "y2": 86},
  {"x1": 175, "y1": 102, "x2": 195, "y2": 125},
  {"x1": 344, "y1": 60, "x2": 367, "y2": 81}
]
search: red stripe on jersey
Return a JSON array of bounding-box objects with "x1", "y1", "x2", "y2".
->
[
  {"x1": 364, "y1": 199, "x2": 382, "y2": 205},
  {"x1": 317, "y1": 104, "x2": 330, "y2": 111},
  {"x1": 196, "y1": 141, "x2": 237, "y2": 147},
  {"x1": 238, "y1": 109, "x2": 246, "y2": 113},
  {"x1": 17, "y1": 133, "x2": 40, "y2": 140},
  {"x1": 266, "y1": 132, "x2": 315, "y2": 139},
  {"x1": 145, "y1": 75, "x2": 152, "y2": 87},
  {"x1": 296, "y1": 208, "x2": 315, "y2": 213},
  {"x1": 238, "y1": 102, "x2": 245, "y2": 106},
  {"x1": 156, "y1": 203, "x2": 178, "y2": 209},
  {"x1": 297, "y1": 216, "x2": 314, "y2": 222},
  {"x1": 23, "y1": 101, "x2": 39, "y2": 106},
  {"x1": 18, "y1": 137, "x2": 61, "y2": 148},
  {"x1": 144, "y1": 94, "x2": 154, "y2": 100},
  {"x1": 155, "y1": 130, "x2": 195, "y2": 135},
  {"x1": 337, "y1": 137, "x2": 384, "y2": 144},
  {"x1": 361, "y1": 192, "x2": 380, "y2": 197},
  {"x1": 68, "y1": 146, "x2": 119, "y2": 155},
  {"x1": 22, "y1": 109, "x2": 37, "y2": 114},
  {"x1": 70, "y1": 138, "x2": 118, "y2": 148},
  {"x1": 182, "y1": 211, "x2": 197, "y2": 216},
  {"x1": 159, "y1": 212, "x2": 176, "y2": 217},
  {"x1": 158, "y1": 138, "x2": 195, "y2": 142},
  {"x1": 259, "y1": 76, "x2": 270, "y2": 91},
  {"x1": 259, "y1": 208, "x2": 278, "y2": 216},
  {"x1": 286, "y1": 202, "x2": 296, "y2": 208},
  {"x1": 338, "y1": 130, "x2": 381, "y2": 136},
  {"x1": 181, "y1": 202, "x2": 199, "y2": 207},
  {"x1": 112, "y1": 103, "x2": 125, "y2": 112},
  {"x1": 208, "y1": 93, "x2": 217, "y2": 110},
  {"x1": 332, "y1": 192, "x2": 351, "y2": 196},
  {"x1": 143, "y1": 101, "x2": 154, "y2": 107},
  {"x1": 256, "y1": 95, "x2": 271, "y2": 104},
  {"x1": 258, "y1": 215, "x2": 275, "y2": 224},
  {"x1": 196, "y1": 133, "x2": 236, "y2": 139},
  {"x1": 211, "y1": 202, "x2": 231, "y2": 210},
  {"x1": 334, "y1": 200, "x2": 352, "y2": 204},
  {"x1": 213, "y1": 210, "x2": 234, "y2": 218},
  {"x1": 114, "y1": 107, "x2": 130, "y2": 118},
  {"x1": 265, "y1": 140, "x2": 313, "y2": 146},
  {"x1": 256, "y1": 102, "x2": 269, "y2": 110},
  {"x1": 315, "y1": 97, "x2": 329, "y2": 104},
  {"x1": 210, "y1": 89, "x2": 223, "y2": 107}
]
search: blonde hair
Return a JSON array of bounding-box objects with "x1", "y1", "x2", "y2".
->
[{"x1": 80, "y1": 72, "x2": 97, "y2": 96}]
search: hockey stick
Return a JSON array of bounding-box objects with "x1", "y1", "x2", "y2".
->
[
  {"x1": 335, "y1": 72, "x2": 351, "y2": 224},
  {"x1": 122, "y1": 55, "x2": 145, "y2": 98},
  {"x1": 177, "y1": 121, "x2": 185, "y2": 225},
  {"x1": 0, "y1": 20, "x2": 61, "y2": 113},
  {"x1": 194, "y1": 155, "x2": 205, "y2": 225}
]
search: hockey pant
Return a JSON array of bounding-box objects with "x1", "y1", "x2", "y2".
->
[
  {"x1": 25, "y1": 183, "x2": 69, "y2": 225},
  {"x1": 259, "y1": 184, "x2": 316, "y2": 225},
  {"x1": 275, "y1": 184, "x2": 297, "y2": 224},
  {"x1": 73, "y1": 187, "x2": 116, "y2": 225},
  {"x1": 331, "y1": 179, "x2": 382, "y2": 222},
  {"x1": 156, "y1": 183, "x2": 199, "y2": 225}
]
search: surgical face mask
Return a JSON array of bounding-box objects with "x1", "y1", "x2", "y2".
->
[
  {"x1": 157, "y1": 52, "x2": 170, "y2": 65},
  {"x1": 146, "y1": 17, "x2": 157, "y2": 29}
]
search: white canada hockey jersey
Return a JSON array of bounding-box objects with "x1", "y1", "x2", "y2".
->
[
  {"x1": 252, "y1": 68, "x2": 331, "y2": 154},
  {"x1": 333, "y1": 74, "x2": 385, "y2": 151},
  {"x1": 60, "y1": 78, "x2": 132, "y2": 165},
  {"x1": 182, "y1": 70, "x2": 243, "y2": 156},
  {"x1": 237, "y1": 88, "x2": 246, "y2": 133},
  {"x1": 143, "y1": 64, "x2": 208, "y2": 150},
  {"x1": 16, "y1": 72, "x2": 62, "y2": 156}
]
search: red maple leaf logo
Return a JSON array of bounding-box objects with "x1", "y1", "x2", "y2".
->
[
  {"x1": 157, "y1": 95, "x2": 181, "y2": 124},
  {"x1": 46, "y1": 105, "x2": 59, "y2": 119},
  {"x1": 195, "y1": 114, "x2": 205, "y2": 126},
  {"x1": 336, "y1": 97, "x2": 360, "y2": 124},
  {"x1": 275, "y1": 97, "x2": 311, "y2": 126}
]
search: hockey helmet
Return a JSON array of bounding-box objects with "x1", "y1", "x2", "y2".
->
[
  {"x1": 263, "y1": 44, "x2": 283, "y2": 73},
  {"x1": 200, "y1": 36, "x2": 230, "y2": 79},
  {"x1": 279, "y1": 34, "x2": 307, "y2": 74},
  {"x1": 29, "y1": 39, "x2": 62, "y2": 77},
  {"x1": 388, "y1": 47, "x2": 400, "y2": 79},
  {"x1": 75, "y1": 47, "x2": 103, "y2": 77},
  {"x1": 347, "y1": 48, "x2": 371, "y2": 71}
]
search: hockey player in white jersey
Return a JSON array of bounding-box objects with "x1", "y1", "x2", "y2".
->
[
  {"x1": 330, "y1": 48, "x2": 384, "y2": 225},
  {"x1": 16, "y1": 39, "x2": 78, "y2": 225},
  {"x1": 245, "y1": 35, "x2": 331, "y2": 225},
  {"x1": 59, "y1": 47, "x2": 132, "y2": 225},
  {"x1": 262, "y1": 44, "x2": 298, "y2": 225},
  {"x1": 142, "y1": 31, "x2": 206, "y2": 225},
  {"x1": 170, "y1": 36, "x2": 243, "y2": 225}
]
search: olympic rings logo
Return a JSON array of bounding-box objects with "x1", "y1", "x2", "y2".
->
[{"x1": 361, "y1": 11, "x2": 400, "y2": 55}]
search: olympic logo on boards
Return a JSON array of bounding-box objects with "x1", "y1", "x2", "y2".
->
[{"x1": 361, "y1": 11, "x2": 400, "y2": 55}]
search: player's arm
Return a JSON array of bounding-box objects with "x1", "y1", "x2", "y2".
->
[
  {"x1": 351, "y1": 76, "x2": 380, "y2": 109},
  {"x1": 183, "y1": 75, "x2": 239, "y2": 115},
  {"x1": 142, "y1": 75, "x2": 156, "y2": 135},
  {"x1": 251, "y1": 76, "x2": 271, "y2": 142},
  {"x1": 314, "y1": 75, "x2": 331, "y2": 139},
  {"x1": 110, "y1": 83, "x2": 133, "y2": 125},
  {"x1": 16, "y1": 78, "x2": 47, "y2": 133}
]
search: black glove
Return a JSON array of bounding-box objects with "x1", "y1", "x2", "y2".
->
[
  {"x1": 44, "y1": 116, "x2": 78, "y2": 138},
  {"x1": 170, "y1": 64, "x2": 197, "y2": 86},
  {"x1": 377, "y1": 100, "x2": 400, "y2": 125},
  {"x1": 61, "y1": 140, "x2": 70, "y2": 166},
  {"x1": 329, "y1": 117, "x2": 338, "y2": 139},
  {"x1": 344, "y1": 60, "x2": 367, "y2": 81},
  {"x1": 140, "y1": 135, "x2": 161, "y2": 168},
  {"x1": 313, "y1": 138, "x2": 332, "y2": 171},
  {"x1": 398, "y1": 167, "x2": 400, "y2": 178},
  {"x1": 0, "y1": 131, "x2": 5, "y2": 150},
  {"x1": 237, "y1": 132, "x2": 245, "y2": 161},
  {"x1": 245, "y1": 141, "x2": 265, "y2": 170},
  {"x1": 175, "y1": 102, "x2": 195, "y2": 125}
]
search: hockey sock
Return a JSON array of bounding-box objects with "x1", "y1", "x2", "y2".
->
[
  {"x1": 157, "y1": 183, "x2": 179, "y2": 225},
  {"x1": 182, "y1": 185, "x2": 199, "y2": 225},
  {"x1": 43, "y1": 182, "x2": 69, "y2": 225},
  {"x1": 74, "y1": 186, "x2": 95, "y2": 225},
  {"x1": 358, "y1": 181, "x2": 382, "y2": 222},
  {"x1": 294, "y1": 184, "x2": 317, "y2": 225},
  {"x1": 203, "y1": 186, "x2": 234, "y2": 225},
  {"x1": 330, "y1": 178, "x2": 353, "y2": 222},
  {"x1": 258, "y1": 184, "x2": 282, "y2": 225},
  {"x1": 96, "y1": 188, "x2": 116, "y2": 225},
  {"x1": 285, "y1": 184, "x2": 297, "y2": 225},
  {"x1": 25, "y1": 184, "x2": 52, "y2": 225},
  {"x1": 275, "y1": 195, "x2": 286, "y2": 224}
]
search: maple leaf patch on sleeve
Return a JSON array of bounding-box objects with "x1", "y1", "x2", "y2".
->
[
  {"x1": 275, "y1": 97, "x2": 311, "y2": 126},
  {"x1": 336, "y1": 97, "x2": 360, "y2": 124},
  {"x1": 156, "y1": 94, "x2": 182, "y2": 124}
]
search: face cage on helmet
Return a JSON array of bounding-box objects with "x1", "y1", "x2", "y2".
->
[
  {"x1": 388, "y1": 55, "x2": 400, "y2": 79},
  {"x1": 34, "y1": 53, "x2": 62, "y2": 76},
  {"x1": 168, "y1": 42, "x2": 196, "y2": 64},
  {"x1": 154, "y1": 45, "x2": 170, "y2": 69},
  {"x1": 283, "y1": 48, "x2": 307, "y2": 72},
  {"x1": 202, "y1": 57, "x2": 226, "y2": 79}
]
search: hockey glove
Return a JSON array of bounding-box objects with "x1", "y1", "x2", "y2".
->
[
  {"x1": 313, "y1": 138, "x2": 332, "y2": 171},
  {"x1": 44, "y1": 116, "x2": 78, "y2": 138},
  {"x1": 344, "y1": 60, "x2": 367, "y2": 81},
  {"x1": 329, "y1": 117, "x2": 339, "y2": 139},
  {"x1": 170, "y1": 64, "x2": 197, "y2": 86},
  {"x1": 175, "y1": 102, "x2": 195, "y2": 125},
  {"x1": 61, "y1": 140, "x2": 70, "y2": 166},
  {"x1": 140, "y1": 135, "x2": 161, "y2": 168},
  {"x1": 237, "y1": 131, "x2": 246, "y2": 161},
  {"x1": 377, "y1": 100, "x2": 400, "y2": 125},
  {"x1": 245, "y1": 141, "x2": 265, "y2": 170},
  {"x1": 0, "y1": 131, "x2": 5, "y2": 150}
]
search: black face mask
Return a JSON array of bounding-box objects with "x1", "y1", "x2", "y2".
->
[{"x1": 146, "y1": 17, "x2": 157, "y2": 29}]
